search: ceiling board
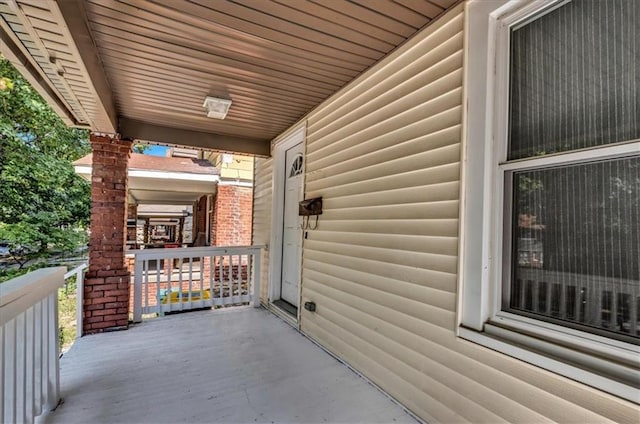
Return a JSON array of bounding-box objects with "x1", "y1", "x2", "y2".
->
[{"x1": 1, "y1": 0, "x2": 460, "y2": 153}]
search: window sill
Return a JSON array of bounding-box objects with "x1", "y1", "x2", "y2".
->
[{"x1": 458, "y1": 322, "x2": 640, "y2": 403}]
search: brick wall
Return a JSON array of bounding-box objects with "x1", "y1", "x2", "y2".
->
[
  {"x1": 126, "y1": 203, "x2": 137, "y2": 243},
  {"x1": 194, "y1": 195, "x2": 208, "y2": 246},
  {"x1": 83, "y1": 134, "x2": 132, "y2": 335},
  {"x1": 211, "y1": 185, "x2": 253, "y2": 246}
]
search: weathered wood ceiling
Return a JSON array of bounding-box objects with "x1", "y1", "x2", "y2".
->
[{"x1": 0, "y1": 0, "x2": 459, "y2": 155}]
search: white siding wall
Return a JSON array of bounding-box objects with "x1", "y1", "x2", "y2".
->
[
  {"x1": 254, "y1": 4, "x2": 638, "y2": 423},
  {"x1": 252, "y1": 156, "x2": 273, "y2": 302}
]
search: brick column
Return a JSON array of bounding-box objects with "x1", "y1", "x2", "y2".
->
[
  {"x1": 83, "y1": 133, "x2": 133, "y2": 335},
  {"x1": 211, "y1": 185, "x2": 253, "y2": 246}
]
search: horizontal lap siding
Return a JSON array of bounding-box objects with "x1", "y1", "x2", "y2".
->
[
  {"x1": 252, "y1": 157, "x2": 273, "y2": 302},
  {"x1": 303, "y1": 6, "x2": 466, "y2": 421},
  {"x1": 297, "y1": 4, "x2": 636, "y2": 423}
]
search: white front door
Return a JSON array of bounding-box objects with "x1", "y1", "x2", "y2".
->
[{"x1": 280, "y1": 143, "x2": 304, "y2": 307}]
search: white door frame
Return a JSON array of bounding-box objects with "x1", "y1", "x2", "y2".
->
[{"x1": 268, "y1": 123, "x2": 306, "y2": 315}]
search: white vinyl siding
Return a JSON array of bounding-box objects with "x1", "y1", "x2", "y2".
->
[
  {"x1": 294, "y1": 4, "x2": 637, "y2": 423},
  {"x1": 303, "y1": 6, "x2": 465, "y2": 421},
  {"x1": 252, "y1": 156, "x2": 273, "y2": 302}
]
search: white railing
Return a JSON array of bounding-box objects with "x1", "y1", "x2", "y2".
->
[
  {"x1": 513, "y1": 269, "x2": 639, "y2": 335},
  {"x1": 1, "y1": 267, "x2": 65, "y2": 424},
  {"x1": 130, "y1": 246, "x2": 262, "y2": 322},
  {"x1": 63, "y1": 263, "x2": 87, "y2": 339}
]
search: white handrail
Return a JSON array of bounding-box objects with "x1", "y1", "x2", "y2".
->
[
  {"x1": 64, "y1": 263, "x2": 88, "y2": 339},
  {"x1": 1, "y1": 267, "x2": 66, "y2": 424},
  {"x1": 127, "y1": 245, "x2": 264, "y2": 261}
]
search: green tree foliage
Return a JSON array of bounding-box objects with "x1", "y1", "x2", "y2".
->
[
  {"x1": 0, "y1": 56, "x2": 90, "y2": 266},
  {"x1": 132, "y1": 143, "x2": 150, "y2": 154}
]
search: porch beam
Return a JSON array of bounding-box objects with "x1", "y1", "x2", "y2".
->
[
  {"x1": 54, "y1": 0, "x2": 118, "y2": 133},
  {"x1": 119, "y1": 117, "x2": 271, "y2": 157}
]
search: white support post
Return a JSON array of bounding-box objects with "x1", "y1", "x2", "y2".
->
[
  {"x1": 133, "y1": 255, "x2": 143, "y2": 323},
  {"x1": 253, "y1": 249, "x2": 261, "y2": 308},
  {"x1": 64, "y1": 263, "x2": 87, "y2": 339},
  {"x1": 75, "y1": 268, "x2": 85, "y2": 338}
]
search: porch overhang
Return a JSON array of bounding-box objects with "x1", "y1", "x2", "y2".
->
[
  {"x1": 0, "y1": 0, "x2": 459, "y2": 156},
  {"x1": 74, "y1": 153, "x2": 219, "y2": 204}
]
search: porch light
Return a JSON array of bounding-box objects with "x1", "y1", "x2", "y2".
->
[{"x1": 203, "y1": 96, "x2": 232, "y2": 119}]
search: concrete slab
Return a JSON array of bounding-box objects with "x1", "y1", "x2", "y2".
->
[{"x1": 37, "y1": 307, "x2": 419, "y2": 424}]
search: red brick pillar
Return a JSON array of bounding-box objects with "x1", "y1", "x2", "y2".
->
[
  {"x1": 211, "y1": 185, "x2": 253, "y2": 246},
  {"x1": 83, "y1": 133, "x2": 133, "y2": 335}
]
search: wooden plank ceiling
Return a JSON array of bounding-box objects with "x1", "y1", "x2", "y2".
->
[{"x1": 0, "y1": 0, "x2": 459, "y2": 155}]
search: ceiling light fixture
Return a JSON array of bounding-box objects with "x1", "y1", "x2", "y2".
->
[{"x1": 203, "y1": 96, "x2": 232, "y2": 119}]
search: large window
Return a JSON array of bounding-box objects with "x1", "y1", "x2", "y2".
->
[
  {"x1": 461, "y1": 0, "x2": 639, "y2": 402},
  {"x1": 504, "y1": 0, "x2": 639, "y2": 343}
]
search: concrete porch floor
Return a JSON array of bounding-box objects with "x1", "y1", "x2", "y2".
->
[{"x1": 37, "y1": 307, "x2": 419, "y2": 424}]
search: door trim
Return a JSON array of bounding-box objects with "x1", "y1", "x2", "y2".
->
[{"x1": 268, "y1": 123, "x2": 306, "y2": 322}]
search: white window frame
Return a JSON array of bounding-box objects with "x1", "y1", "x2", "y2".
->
[{"x1": 458, "y1": 0, "x2": 640, "y2": 403}]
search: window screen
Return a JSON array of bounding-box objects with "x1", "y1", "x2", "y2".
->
[{"x1": 508, "y1": 0, "x2": 640, "y2": 160}]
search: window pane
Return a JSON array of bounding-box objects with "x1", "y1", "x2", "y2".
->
[
  {"x1": 508, "y1": 0, "x2": 640, "y2": 160},
  {"x1": 507, "y1": 157, "x2": 640, "y2": 341}
]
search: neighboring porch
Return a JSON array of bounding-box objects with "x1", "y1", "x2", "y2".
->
[{"x1": 36, "y1": 307, "x2": 417, "y2": 424}]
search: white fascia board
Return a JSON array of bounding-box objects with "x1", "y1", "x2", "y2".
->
[
  {"x1": 74, "y1": 165, "x2": 92, "y2": 181},
  {"x1": 218, "y1": 179, "x2": 253, "y2": 188},
  {"x1": 128, "y1": 169, "x2": 219, "y2": 182},
  {"x1": 75, "y1": 165, "x2": 219, "y2": 183}
]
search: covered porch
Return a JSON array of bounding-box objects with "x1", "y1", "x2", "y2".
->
[
  {"x1": 36, "y1": 307, "x2": 417, "y2": 424},
  {"x1": 0, "y1": 0, "x2": 460, "y2": 337}
]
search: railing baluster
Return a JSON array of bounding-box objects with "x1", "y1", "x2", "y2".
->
[
  {"x1": 176, "y1": 254, "x2": 182, "y2": 312},
  {"x1": 575, "y1": 284, "x2": 583, "y2": 323},
  {"x1": 15, "y1": 313, "x2": 26, "y2": 424},
  {"x1": 209, "y1": 255, "x2": 214, "y2": 305},
  {"x1": 253, "y1": 250, "x2": 261, "y2": 308},
  {"x1": 188, "y1": 256, "x2": 193, "y2": 307},
  {"x1": 559, "y1": 284, "x2": 567, "y2": 319},
  {"x1": 5, "y1": 318, "x2": 17, "y2": 424},
  {"x1": 219, "y1": 254, "x2": 224, "y2": 302},
  {"x1": 144, "y1": 259, "x2": 149, "y2": 313},
  {"x1": 545, "y1": 281, "x2": 552, "y2": 315},
  {"x1": 227, "y1": 254, "x2": 233, "y2": 304},
  {"x1": 0, "y1": 326, "x2": 4, "y2": 422},
  {"x1": 25, "y1": 307, "x2": 35, "y2": 423},
  {"x1": 200, "y1": 256, "x2": 205, "y2": 305},
  {"x1": 610, "y1": 285, "x2": 618, "y2": 330},
  {"x1": 40, "y1": 299, "x2": 49, "y2": 411},
  {"x1": 532, "y1": 281, "x2": 540, "y2": 313},
  {"x1": 630, "y1": 292, "x2": 638, "y2": 336},
  {"x1": 231, "y1": 255, "x2": 236, "y2": 302},
  {"x1": 518, "y1": 279, "x2": 525, "y2": 309},
  {"x1": 156, "y1": 261, "x2": 162, "y2": 315},
  {"x1": 46, "y1": 293, "x2": 60, "y2": 411},
  {"x1": 243, "y1": 254, "x2": 247, "y2": 298},
  {"x1": 33, "y1": 302, "x2": 42, "y2": 417}
]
